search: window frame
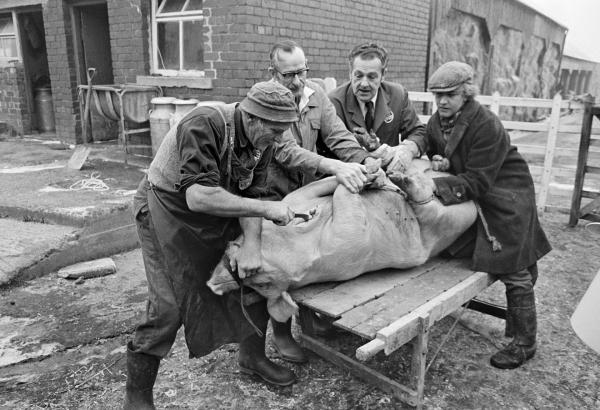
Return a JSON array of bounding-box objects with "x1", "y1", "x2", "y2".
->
[
  {"x1": 0, "y1": 11, "x2": 21, "y2": 63},
  {"x1": 150, "y1": 0, "x2": 204, "y2": 76}
]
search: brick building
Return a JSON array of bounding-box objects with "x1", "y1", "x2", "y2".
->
[{"x1": 0, "y1": 0, "x2": 430, "y2": 144}]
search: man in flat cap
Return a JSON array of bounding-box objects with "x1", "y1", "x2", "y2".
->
[
  {"x1": 329, "y1": 42, "x2": 427, "y2": 172},
  {"x1": 405, "y1": 61, "x2": 551, "y2": 370},
  {"x1": 124, "y1": 81, "x2": 366, "y2": 408}
]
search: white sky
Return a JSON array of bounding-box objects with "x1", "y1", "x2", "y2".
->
[{"x1": 520, "y1": 0, "x2": 600, "y2": 62}]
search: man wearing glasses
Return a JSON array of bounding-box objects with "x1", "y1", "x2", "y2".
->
[{"x1": 263, "y1": 40, "x2": 378, "y2": 364}]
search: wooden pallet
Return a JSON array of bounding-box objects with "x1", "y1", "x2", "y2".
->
[{"x1": 289, "y1": 258, "x2": 500, "y2": 409}]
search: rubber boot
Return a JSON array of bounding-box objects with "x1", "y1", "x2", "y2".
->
[
  {"x1": 271, "y1": 319, "x2": 307, "y2": 363},
  {"x1": 490, "y1": 289, "x2": 537, "y2": 369},
  {"x1": 238, "y1": 334, "x2": 297, "y2": 386},
  {"x1": 123, "y1": 342, "x2": 160, "y2": 410}
]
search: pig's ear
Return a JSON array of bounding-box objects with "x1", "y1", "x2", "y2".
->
[{"x1": 267, "y1": 292, "x2": 299, "y2": 322}]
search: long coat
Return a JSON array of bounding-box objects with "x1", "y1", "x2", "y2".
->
[{"x1": 418, "y1": 99, "x2": 551, "y2": 274}]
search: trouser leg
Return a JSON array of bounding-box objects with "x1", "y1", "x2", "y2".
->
[
  {"x1": 271, "y1": 318, "x2": 307, "y2": 363},
  {"x1": 490, "y1": 265, "x2": 538, "y2": 369},
  {"x1": 124, "y1": 201, "x2": 181, "y2": 408}
]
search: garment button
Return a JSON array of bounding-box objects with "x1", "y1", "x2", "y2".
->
[{"x1": 456, "y1": 192, "x2": 462, "y2": 198}]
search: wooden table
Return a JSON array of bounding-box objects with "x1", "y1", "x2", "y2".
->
[{"x1": 289, "y1": 258, "x2": 502, "y2": 409}]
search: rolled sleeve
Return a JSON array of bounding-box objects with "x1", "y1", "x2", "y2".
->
[{"x1": 175, "y1": 116, "x2": 222, "y2": 192}]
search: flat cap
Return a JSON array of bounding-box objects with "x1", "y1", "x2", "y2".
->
[
  {"x1": 239, "y1": 81, "x2": 298, "y2": 123},
  {"x1": 428, "y1": 61, "x2": 474, "y2": 93}
]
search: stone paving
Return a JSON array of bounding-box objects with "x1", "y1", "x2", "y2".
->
[{"x1": 0, "y1": 218, "x2": 76, "y2": 285}]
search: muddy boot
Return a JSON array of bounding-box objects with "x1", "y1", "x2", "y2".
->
[
  {"x1": 239, "y1": 334, "x2": 296, "y2": 386},
  {"x1": 490, "y1": 289, "x2": 537, "y2": 369},
  {"x1": 123, "y1": 342, "x2": 160, "y2": 410},
  {"x1": 271, "y1": 319, "x2": 307, "y2": 363}
]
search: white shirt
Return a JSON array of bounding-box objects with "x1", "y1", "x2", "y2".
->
[{"x1": 358, "y1": 91, "x2": 378, "y2": 118}]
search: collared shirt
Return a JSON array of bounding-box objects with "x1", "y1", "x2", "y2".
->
[
  {"x1": 358, "y1": 91, "x2": 379, "y2": 119},
  {"x1": 298, "y1": 85, "x2": 316, "y2": 112},
  {"x1": 439, "y1": 110, "x2": 462, "y2": 142}
]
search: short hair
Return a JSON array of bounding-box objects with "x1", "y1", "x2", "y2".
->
[
  {"x1": 459, "y1": 82, "x2": 479, "y2": 101},
  {"x1": 269, "y1": 40, "x2": 302, "y2": 69},
  {"x1": 348, "y1": 42, "x2": 388, "y2": 71}
]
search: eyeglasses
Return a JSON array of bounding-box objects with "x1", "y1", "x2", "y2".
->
[{"x1": 272, "y1": 66, "x2": 309, "y2": 83}]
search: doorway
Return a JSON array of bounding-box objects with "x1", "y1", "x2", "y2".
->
[{"x1": 72, "y1": 2, "x2": 116, "y2": 141}]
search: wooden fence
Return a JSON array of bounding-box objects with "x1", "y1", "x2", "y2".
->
[{"x1": 408, "y1": 91, "x2": 600, "y2": 214}]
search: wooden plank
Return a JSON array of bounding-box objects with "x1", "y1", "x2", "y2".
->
[
  {"x1": 489, "y1": 92, "x2": 500, "y2": 115},
  {"x1": 502, "y1": 121, "x2": 548, "y2": 132},
  {"x1": 378, "y1": 272, "x2": 494, "y2": 356},
  {"x1": 537, "y1": 93, "x2": 562, "y2": 212},
  {"x1": 289, "y1": 282, "x2": 338, "y2": 303},
  {"x1": 570, "y1": 97, "x2": 595, "y2": 226},
  {"x1": 335, "y1": 259, "x2": 472, "y2": 339},
  {"x1": 558, "y1": 124, "x2": 600, "y2": 134},
  {"x1": 579, "y1": 197, "x2": 600, "y2": 218},
  {"x1": 296, "y1": 259, "x2": 447, "y2": 317},
  {"x1": 410, "y1": 316, "x2": 429, "y2": 410},
  {"x1": 300, "y1": 334, "x2": 419, "y2": 407}
]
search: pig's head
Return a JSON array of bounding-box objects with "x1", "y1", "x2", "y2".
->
[{"x1": 388, "y1": 170, "x2": 435, "y2": 203}]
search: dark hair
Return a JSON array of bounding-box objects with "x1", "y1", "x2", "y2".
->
[
  {"x1": 269, "y1": 40, "x2": 302, "y2": 68},
  {"x1": 348, "y1": 42, "x2": 388, "y2": 71}
]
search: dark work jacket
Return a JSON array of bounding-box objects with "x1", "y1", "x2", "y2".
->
[
  {"x1": 329, "y1": 80, "x2": 426, "y2": 147},
  {"x1": 420, "y1": 99, "x2": 551, "y2": 274}
]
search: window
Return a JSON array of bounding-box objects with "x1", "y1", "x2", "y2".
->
[
  {"x1": 0, "y1": 15, "x2": 18, "y2": 59},
  {"x1": 151, "y1": 0, "x2": 204, "y2": 76}
]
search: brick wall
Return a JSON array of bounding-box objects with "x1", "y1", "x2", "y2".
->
[
  {"x1": 0, "y1": 62, "x2": 32, "y2": 135},
  {"x1": 107, "y1": 0, "x2": 150, "y2": 84},
  {"x1": 43, "y1": 0, "x2": 80, "y2": 143},
  {"x1": 164, "y1": 0, "x2": 430, "y2": 102}
]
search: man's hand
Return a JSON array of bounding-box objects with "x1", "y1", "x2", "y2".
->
[
  {"x1": 387, "y1": 141, "x2": 420, "y2": 173},
  {"x1": 352, "y1": 127, "x2": 381, "y2": 151},
  {"x1": 263, "y1": 201, "x2": 295, "y2": 226},
  {"x1": 431, "y1": 155, "x2": 450, "y2": 171},
  {"x1": 332, "y1": 161, "x2": 368, "y2": 193},
  {"x1": 235, "y1": 238, "x2": 262, "y2": 279}
]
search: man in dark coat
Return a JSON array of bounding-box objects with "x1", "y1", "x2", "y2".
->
[
  {"x1": 407, "y1": 61, "x2": 551, "y2": 369},
  {"x1": 328, "y1": 42, "x2": 427, "y2": 170}
]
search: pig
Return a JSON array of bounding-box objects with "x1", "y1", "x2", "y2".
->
[{"x1": 207, "y1": 159, "x2": 477, "y2": 322}]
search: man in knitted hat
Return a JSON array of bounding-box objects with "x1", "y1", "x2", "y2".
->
[
  {"x1": 125, "y1": 81, "x2": 362, "y2": 408},
  {"x1": 403, "y1": 61, "x2": 551, "y2": 370}
]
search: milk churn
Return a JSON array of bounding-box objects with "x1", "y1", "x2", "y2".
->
[
  {"x1": 170, "y1": 98, "x2": 199, "y2": 128},
  {"x1": 149, "y1": 97, "x2": 176, "y2": 156},
  {"x1": 35, "y1": 87, "x2": 56, "y2": 132}
]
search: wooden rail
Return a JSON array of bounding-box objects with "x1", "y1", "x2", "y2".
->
[{"x1": 408, "y1": 91, "x2": 600, "y2": 213}]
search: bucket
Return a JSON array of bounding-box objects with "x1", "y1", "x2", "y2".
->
[
  {"x1": 150, "y1": 97, "x2": 176, "y2": 156},
  {"x1": 170, "y1": 99, "x2": 200, "y2": 128},
  {"x1": 35, "y1": 87, "x2": 55, "y2": 132}
]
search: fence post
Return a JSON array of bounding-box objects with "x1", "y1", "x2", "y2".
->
[
  {"x1": 536, "y1": 93, "x2": 562, "y2": 213},
  {"x1": 490, "y1": 92, "x2": 500, "y2": 116}
]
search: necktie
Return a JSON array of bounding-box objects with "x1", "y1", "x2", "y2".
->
[{"x1": 365, "y1": 101, "x2": 375, "y2": 132}]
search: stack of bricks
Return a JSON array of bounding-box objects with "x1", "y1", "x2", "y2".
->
[{"x1": 0, "y1": 61, "x2": 31, "y2": 136}]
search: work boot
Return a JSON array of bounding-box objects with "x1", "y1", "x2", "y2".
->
[
  {"x1": 490, "y1": 289, "x2": 537, "y2": 369},
  {"x1": 310, "y1": 312, "x2": 336, "y2": 337},
  {"x1": 239, "y1": 334, "x2": 296, "y2": 386},
  {"x1": 123, "y1": 342, "x2": 160, "y2": 410},
  {"x1": 271, "y1": 319, "x2": 307, "y2": 363}
]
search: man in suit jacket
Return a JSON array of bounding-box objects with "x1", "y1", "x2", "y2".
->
[{"x1": 329, "y1": 42, "x2": 427, "y2": 171}]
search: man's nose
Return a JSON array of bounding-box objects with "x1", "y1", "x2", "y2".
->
[{"x1": 360, "y1": 77, "x2": 370, "y2": 88}]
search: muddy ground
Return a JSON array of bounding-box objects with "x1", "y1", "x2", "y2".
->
[{"x1": 1, "y1": 211, "x2": 600, "y2": 409}]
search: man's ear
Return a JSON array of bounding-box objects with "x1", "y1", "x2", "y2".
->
[
  {"x1": 268, "y1": 66, "x2": 276, "y2": 77},
  {"x1": 381, "y1": 67, "x2": 387, "y2": 80}
]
